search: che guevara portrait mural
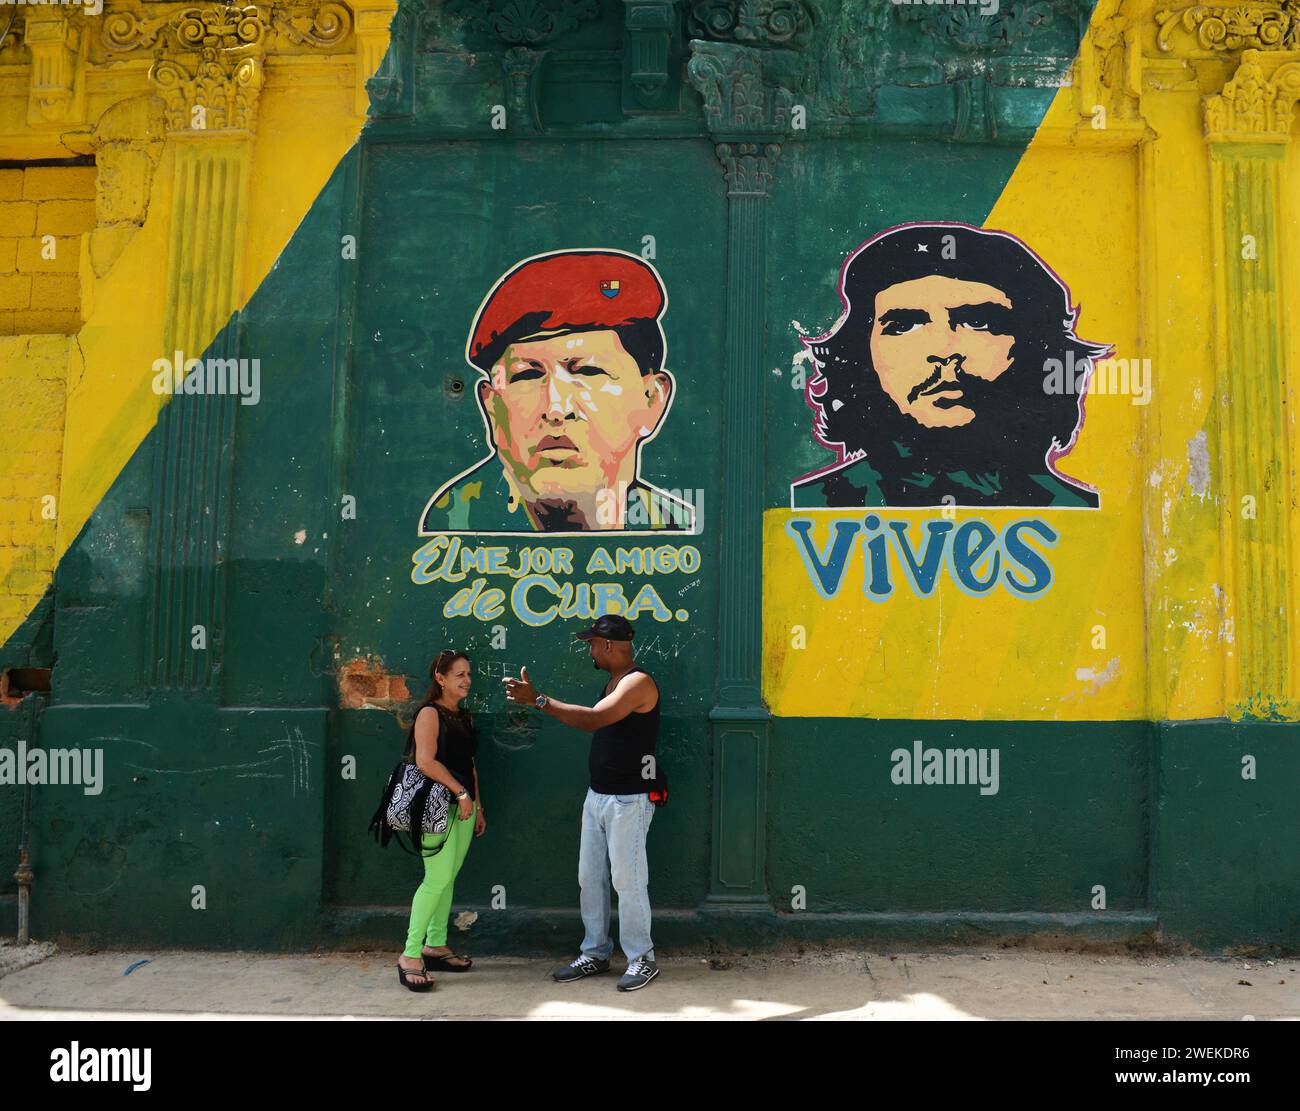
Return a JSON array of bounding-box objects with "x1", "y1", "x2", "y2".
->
[
  {"x1": 791, "y1": 222, "x2": 1109, "y2": 509},
  {"x1": 420, "y1": 249, "x2": 696, "y2": 535}
]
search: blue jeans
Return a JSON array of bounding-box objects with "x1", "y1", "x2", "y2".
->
[{"x1": 579, "y1": 787, "x2": 655, "y2": 963}]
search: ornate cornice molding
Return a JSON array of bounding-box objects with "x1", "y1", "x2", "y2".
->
[
  {"x1": 1157, "y1": 1, "x2": 1300, "y2": 54},
  {"x1": 1205, "y1": 50, "x2": 1300, "y2": 137},
  {"x1": 99, "y1": 2, "x2": 353, "y2": 55},
  {"x1": 444, "y1": 0, "x2": 601, "y2": 45},
  {"x1": 0, "y1": 2, "x2": 374, "y2": 145},
  {"x1": 271, "y1": 3, "x2": 353, "y2": 46},
  {"x1": 101, "y1": 3, "x2": 354, "y2": 135},
  {"x1": 686, "y1": 0, "x2": 818, "y2": 48},
  {"x1": 896, "y1": 0, "x2": 1056, "y2": 53}
]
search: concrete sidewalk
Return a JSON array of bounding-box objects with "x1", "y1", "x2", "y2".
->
[{"x1": 1, "y1": 945, "x2": 1297, "y2": 1019}]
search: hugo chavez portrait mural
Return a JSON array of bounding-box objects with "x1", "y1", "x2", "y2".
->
[
  {"x1": 420, "y1": 249, "x2": 697, "y2": 535},
  {"x1": 791, "y1": 222, "x2": 1110, "y2": 510}
]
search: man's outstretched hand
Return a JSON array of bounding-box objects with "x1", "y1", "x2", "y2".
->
[{"x1": 502, "y1": 666, "x2": 538, "y2": 706}]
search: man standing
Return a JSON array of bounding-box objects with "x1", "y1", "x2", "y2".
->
[{"x1": 503, "y1": 614, "x2": 662, "y2": 991}]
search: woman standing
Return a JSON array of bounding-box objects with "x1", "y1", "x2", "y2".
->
[{"x1": 397, "y1": 650, "x2": 486, "y2": 991}]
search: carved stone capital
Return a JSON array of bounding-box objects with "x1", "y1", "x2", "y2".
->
[
  {"x1": 686, "y1": 40, "x2": 799, "y2": 137},
  {"x1": 150, "y1": 52, "x2": 264, "y2": 135},
  {"x1": 1205, "y1": 50, "x2": 1300, "y2": 139},
  {"x1": 103, "y1": 5, "x2": 268, "y2": 134},
  {"x1": 715, "y1": 140, "x2": 782, "y2": 195}
]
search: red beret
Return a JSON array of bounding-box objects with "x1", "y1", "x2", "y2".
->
[{"x1": 467, "y1": 250, "x2": 666, "y2": 372}]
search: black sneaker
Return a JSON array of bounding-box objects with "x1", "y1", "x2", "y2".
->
[
  {"x1": 616, "y1": 958, "x2": 660, "y2": 992},
  {"x1": 552, "y1": 955, "x2": 610, "y2": 983}
]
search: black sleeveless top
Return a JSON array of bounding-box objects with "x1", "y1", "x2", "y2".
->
[
  {"x1": 408, "y1": 703, "x2": 478, "y2": 800},
  {"x1": 589, "y1": 667, "x2": 660, "y2": 795}
]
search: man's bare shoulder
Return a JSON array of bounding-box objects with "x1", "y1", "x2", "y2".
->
[
  {"x1": 606, "y1": 669, "x2": 648, "y2": 694},
  {"x1": 619, "y1": 669, "x2": 658, "y2": 710}
]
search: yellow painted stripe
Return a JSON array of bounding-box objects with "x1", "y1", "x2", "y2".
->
[{"x1": 0, "y1": 30, "x2": 393, "y2": 650}]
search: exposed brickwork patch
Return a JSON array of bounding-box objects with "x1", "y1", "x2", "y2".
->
[{"x1": 338, "y1": 655, "x2": 411, "y2": 711}]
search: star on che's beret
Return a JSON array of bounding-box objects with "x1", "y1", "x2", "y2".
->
[{"x1": 467, "y1": 250, "x2": 666, "y2": 372}]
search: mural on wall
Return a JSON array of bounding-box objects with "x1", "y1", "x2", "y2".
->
[
  {"x1": 419, "y1": 248, "x2": 698, "y2": 536},
  {"x1": 765, "y1": 216, "x2": 1143, "y2": 720},
  {"x1": 413, "y1": 249, "x2": 703, "y2": 629},
  {"x1": 791, "y1": 222, "x2": 1109, "y2": 510}
]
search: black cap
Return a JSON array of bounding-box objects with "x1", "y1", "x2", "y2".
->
[{"x1": 575, "y1": 615, "x2": 634, "y2": 642}]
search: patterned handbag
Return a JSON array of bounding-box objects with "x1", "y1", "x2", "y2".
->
[{"x1": 368, "y1": 719, "x2": 454, "y2": 856}]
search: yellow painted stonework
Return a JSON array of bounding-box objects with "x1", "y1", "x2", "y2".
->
[
  {"x1": 0, "y1": 1, "x2": 395, "y2": 649},
  {"x1": 0, "y1": 163, "x2": 93, "y2": 335},
  {"x1": 0, "y1": 335, "x2": 68, "y2": 635}
]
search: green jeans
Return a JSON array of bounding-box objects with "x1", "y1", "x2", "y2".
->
[{"x1": 404, "y1": 802, "x2": 477, "y2": 958}]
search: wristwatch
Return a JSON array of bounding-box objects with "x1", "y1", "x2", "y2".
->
[
  {"x1": 534, "y1": 693, "x2": 549, "y2": 709},
  {"x1": 455, "y1": 789, "x2": 470, "y2": 801}
]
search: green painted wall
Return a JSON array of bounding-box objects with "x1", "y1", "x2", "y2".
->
[
  {"x1": 1156, "y1": 723, "x2": 1300, "y2": 951},
  {"x1": 2, "y1": 0, "x2": 1296, "y2": 955},
  {"x1": 768, "y1": 720, "x2": 1152, "y2": 912}
]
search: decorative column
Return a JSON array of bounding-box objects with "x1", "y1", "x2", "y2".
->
[
  {"x1": 687, "y1": 40, "x2": 798, "y2": 907},
  {"x1": 100, "y1": 4, "x2": 353, "y2": 697},
  {"x1": 104, "y1": 6, "x2": 268, "y2": 695},
  {"x1": 1202, "y1": 51, "x2": 1300, "y2": 716}
]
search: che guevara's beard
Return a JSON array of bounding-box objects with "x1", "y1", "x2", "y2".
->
[{"x1": 852, "y1": 364, "x2": 1047, "y2": 477}]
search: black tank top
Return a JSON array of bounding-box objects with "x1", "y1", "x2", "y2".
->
[
  {"x1": 408, "y1": 703, "x2": 478, "y2": 800},
  {"x1": 588, "y1": 667, "x2": 660, "y2": 795}
]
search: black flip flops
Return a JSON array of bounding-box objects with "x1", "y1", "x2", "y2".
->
[
  {"x1": 423, "y1": 952, "x2": 473, "y2": 973},
  {"x1": 397, "y1": 962, "x2": 435, "y2": 991}
]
